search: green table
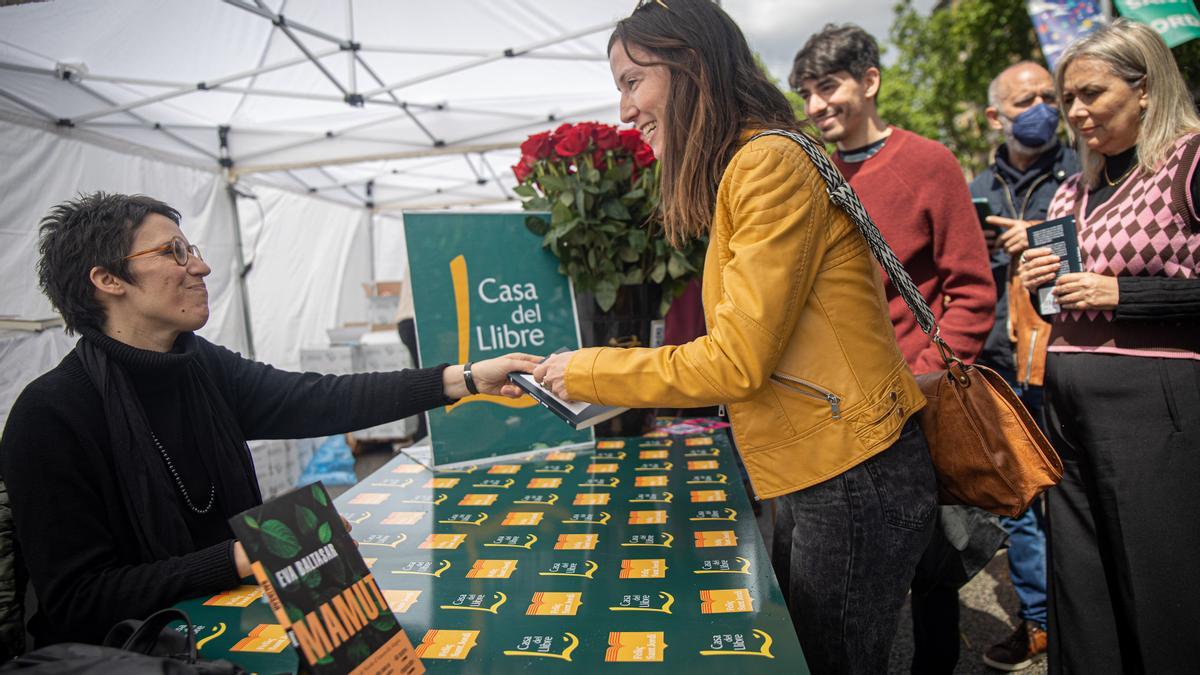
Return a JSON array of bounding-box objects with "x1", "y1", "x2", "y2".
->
[{"x1": 179, "y1": 421, "x2": 808, "y2": 673}]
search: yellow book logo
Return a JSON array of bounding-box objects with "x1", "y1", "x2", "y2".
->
[
  {"x1": 690, "y1": 489, "x2": 728, "y2": 503},
  {"x1": 488, "y1": 464, "x2": 522, "y2": 474},
  {"x1": 545, "y1": 450, "x2": 576, "y2": 461},
  {"x1": 555, "y1": 533, "x2": 599, "y2": 550},
  {"x1": 635, "y1": 476, "x2": 669, "y2": 487},
  {"x1": 688, "y1": 460, "x2": 720, "y2": 470},
  {"x1": 595, "y1": 440, "x2": 625, "y2": 449},
  {"x1": 502, "y1": 511, "x2": 544, "y2": 526},
  {"x1": 527, "y1": 477, "x2": 562, "y2": 489},
  {"x1": 639, "y1": 450, "x2": 670, "y2": 460},
  {"x1": 381, "y1": 511, "x2": 426, "y2": 525},
  {"x1": 618, "y1": 559, "x2": 668, "y2": 579},
  {"x1": 458, "y1": 494, "x2": 498, "y2": 506},
  {"x1": 694, "y1": 530, "x2": 738, "y2": 548},
  {"x1": 605, "y1": 632, "x2": 667, "y2": 662},
  {"x1": 382, "y1": 590, "x2": 422, "y2": 614},
  {"x1": 419, "y1": 533, "x2": 467, "y2": 550},
  {"x1": 423, "y1": 477, "x2": 460, "y2": 489},
  {"x1": 627, "y1": 510, "x2": 668, "y2": 525},
  {"x1": 466, "y1": 559, "x2": 518, "y2": 579},
  {"x1": 525, "y1": 591, "x2": 583, "y2": 616},
  {"x1": 700, "y1": 588, "x2": 754, "y2": 614},
  {"x1": 415, "y1": 629, "x2": 480, "y2": 660},
  {"x1": 574, "y1": 493, "x2": 610, "y2": 506}
]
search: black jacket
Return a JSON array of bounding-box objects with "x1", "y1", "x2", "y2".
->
[
  {"x1": 970, "y1": 142, "x2": 1078, "y2": 372},
  {"x1": 0, "y1": 333, "x2": 449, "y2": 646}
]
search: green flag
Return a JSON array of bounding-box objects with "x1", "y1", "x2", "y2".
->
[{"x1": 1116, "y1": 0, "x2": 1200, "y2": 47}]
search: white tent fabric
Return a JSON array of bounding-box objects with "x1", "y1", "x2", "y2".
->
[
  {"x1": 0, "y1": 0, "x2": 628, "y2": 211},
  {"x1": 0, "y1": 120, "x2": 248, "y2": 353}
]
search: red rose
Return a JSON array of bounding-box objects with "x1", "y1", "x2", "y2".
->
[
  {"x1": 555, "y1": 126, "x2": 590, "y2": 157},
  {"x1": 575, "y1": 121, "x2": 598, "y2": 139},
  {"x1": 592, "y1": 148, "x2": 606, "y2": 168},
  {"x1": 512, "y1": 160, "x2": 532, "y2": 183},
  {"x1": 618, "y1": 129, "x2": 643, "y2": 153},
  {"x1": 594, "y1": 125, "x2": 620, "y2": 151},
  {"x1": 552, "y1": 123, "x2": 574, "y2": 139},
  {"x1": 520, "y1": 132, "x2": 553, "y2": 162},
  {"x1": 634, "y1": 143, "x2": 656, "y2": 168}
]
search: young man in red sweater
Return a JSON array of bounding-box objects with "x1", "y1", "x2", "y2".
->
[
  {"x1": 791, "y1": 24, "x2": 1000, "y2": 675},
  {"x1": 790, "y1": 24, "x2": 995, "y2": 374}
]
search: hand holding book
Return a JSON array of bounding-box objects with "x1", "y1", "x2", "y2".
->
[{"x1": 531, "y1": 349, "x2": 574, "y2": 400}]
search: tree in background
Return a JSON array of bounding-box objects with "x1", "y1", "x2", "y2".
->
[{"x1": 877, "y1": 0, "x2": 1200, "y2": 176}]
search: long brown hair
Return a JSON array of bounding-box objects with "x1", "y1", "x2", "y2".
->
[{"x1": 609, "y1": 0, "x2": 804, "y2": 246}]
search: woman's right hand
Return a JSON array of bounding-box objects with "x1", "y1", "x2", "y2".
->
[
  {"x1": 1017, "y1": 247, "x2": 1060, "y2": 293},
  {"x1": 233, "y1": 540, "x2": 253, "y2": 578}
]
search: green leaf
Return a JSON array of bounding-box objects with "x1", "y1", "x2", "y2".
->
[
  {"x1": 318, "y1": 522, "x2": 333, "y2": 545},
  {"x1": 594, "y1": 280, "x2": 618, "y2": 312},
  {"x1": 302, "y1": 569, "x2": 322, "y2": 589},
  {"x1": 295, "y1": 506, "x2": 318, "y2": 535},
  {"x1": 242, "y1": 515, "x2": 260, "y2": 530},
  {"x1": 286, "y1": 606, "x2": 305, "y2": 625},
  {"x1": 311, "y1": 485, "x2": 327, "y2": 507},
  {"x1": 347, "y1": 639, "x2": 372, "y2": 664},
  {"x1": 650, "y1": 261, "x2": 667, "y2": 284},
  {"x1": 525, "y1": 215, "x2": 550, "y2": 236},
  {"x1": 558, "y1": 190, "x2": 574, "y2": 207},
  {"x1": 551, "y1": 201, "x2": 573, "y2": 225},
  {"x1": 512, "y1": 184, "x2": 536, "y2": 199},
  {"x1": 541, "y1": 174, "x2": 567, "y2": 192},
  {"x1": 526, "y1": 196, "x2": 551, "y2": 210},
  {"x1": 316, "y1": 654, "x2": 334, "y2": 666},
  {"x1": 618, "y1": 246, "x2": 639, "y2": 263},
  {"x1": 624, "y1": 268, "x2": 645, "y2": 285},
  {"x1": 668, "y1": 251, "x2": 693, "y2": 279},
  {"x1": 602, "y1": 199, "x2": 632, "y2": 221},
  {"x1": 261, "y1": 519, "x2": 302, "y2": 559}
]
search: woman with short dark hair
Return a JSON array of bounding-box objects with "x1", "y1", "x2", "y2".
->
[
  {"x1": 532, "y1": 2, "x2": 937, "y2": 671},
  {"x1": 0, "y1": 191, "x2": 536, "y2": 646}
]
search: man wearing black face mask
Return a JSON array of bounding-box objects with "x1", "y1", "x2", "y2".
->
[{"x1": 970, "y1": 61, "x2": 1078, "y2": 672}]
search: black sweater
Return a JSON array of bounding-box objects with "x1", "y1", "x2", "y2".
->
[{"x1": 0, "y1": 332, "x2": 450, "y2": 646}]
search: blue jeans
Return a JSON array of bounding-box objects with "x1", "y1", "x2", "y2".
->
[
  {"x1": 772, "y1": 420, "x2": 937, "y2": 674},
  {"x1": 995, "y1": 366, "x2": 1048, "y2": 629}
]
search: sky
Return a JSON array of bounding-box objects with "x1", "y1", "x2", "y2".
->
[{"x1": 720, "y1": 0, "x2": 940, "y2": 84}]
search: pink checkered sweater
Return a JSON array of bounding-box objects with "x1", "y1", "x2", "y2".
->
[{"x1": 1045, "y1": 133, "x2": 1200, "y2": 359}]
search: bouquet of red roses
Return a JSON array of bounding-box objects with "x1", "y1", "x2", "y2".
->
[{"x1": 511, "y1": 121, "x2": 704, "y2": 314}]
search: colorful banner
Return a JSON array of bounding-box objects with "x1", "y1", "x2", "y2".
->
[
  {"x1": 403, "y1": 212, "x2": 591, "y2": 465},
  {"x1": 1115, "y1": 0, "x2": 1200, "y2": 47},
  {"x1": 178, "y1": 421, "x2": 809, "y2": 672},
  {"x1": 1027, "y1": 0, "x2": 1107, "y2": 70}
]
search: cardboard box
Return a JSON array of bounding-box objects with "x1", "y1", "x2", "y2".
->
[{"x1": 300, "y1": 345, "x2": 361, "y2": 376}]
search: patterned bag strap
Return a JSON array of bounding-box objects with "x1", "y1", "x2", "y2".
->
[{"x1": 749, "y1": 129, "x2": 960, "y2": 363}]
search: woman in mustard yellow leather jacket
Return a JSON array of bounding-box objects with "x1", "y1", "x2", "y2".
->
[{"x1": 532, "y1": 2, "x2": 936, "y2": 673}]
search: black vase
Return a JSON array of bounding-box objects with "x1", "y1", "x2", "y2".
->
[{"x1": 574, "y1": 283, "x2": 663, "y2": 437}]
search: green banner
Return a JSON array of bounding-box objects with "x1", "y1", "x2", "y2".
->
[
  {"x1": 179, "y1": 422, "x2": 808, "y2": 673},
  {"x1": 1116, "y1": 0, "x2": 1200, "y2": 47},
  {"x1": 403, "y1": 212, "x2": 591, "y2": 466}
]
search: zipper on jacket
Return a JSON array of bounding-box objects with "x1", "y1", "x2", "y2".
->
[
  {"x1": 1022, "y1": 327, "x2": 1039, "y2": 385},
  {"x1": 717, "y1": 404, "x2": 726, "y2": 419},
  {"x1": 770, "y1": 373, "x2": 842, "y2": 420}
]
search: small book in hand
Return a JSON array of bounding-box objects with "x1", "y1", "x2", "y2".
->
[
  {"x1": 509, "y1": 349, "x2": 628, "y2": 430},
  {"x1": 1026, "y1": 215, "x2": 1082, "y2": 315}
]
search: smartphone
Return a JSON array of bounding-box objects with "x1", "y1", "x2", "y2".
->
[{"x1": 973, "y1": 198, "x2": 1003, "y2": 239}]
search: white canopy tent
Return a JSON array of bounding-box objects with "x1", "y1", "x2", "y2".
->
[
  {"x1": 0, "y1": 0, "x2": 923, "y2": 375},
  {"x1": 0, "y1": 0, "x2": 636, "y2": 373}
]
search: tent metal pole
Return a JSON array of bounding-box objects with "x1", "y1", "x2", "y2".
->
[
  {"x1": 68, "y1": 49, "x2": 338, "y2": 124},
  {"x1": 70, "y1": 81, "x2": 219, "y2": 160},
  {"x1": 365, "y1": 180, "x2": 377, "y2": 282},
  {"x1": 479, "y1": 154, "x2": 515, "y2": 201},
  {"x1": 231, "y1": 109, "x2": 427, "y2": 165},
  {"x1": 236, "y1": 141, "x2": 519, "y2": 174},
  {"x1": 346, "y1": 0, "x2": 357, "y2": 93},
  {"x1": 361, "y1": 45, "x2": 606, "y2": 61},
  {"x1": 267, "y1": 9, "x2": 350, "y2": 97},
  {"x1": 0, "y1": 87, "x2": 56, "y2": 121},
  {"x1": 448, "y1": 102, "x2": 615, "y2": 145},
  {"x1": 223, "y1": 0, "x2": 348, "y2": 46},
  {"x1": 352, "y1": 53, "x2": 441, "y2": 144},
  {"x1": 224, "y1": 180, "x2": 257, "y2": 361},
  {"x1": 375, "y1": 196, "x2": 513, "y2": 212},
  {"x1": 361, "y1": 22, "x2": 616, "y2": 99}
]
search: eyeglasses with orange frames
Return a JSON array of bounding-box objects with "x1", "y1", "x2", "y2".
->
[{"x1": 121, "y1": 237, "x2": 202, "y2": 267}]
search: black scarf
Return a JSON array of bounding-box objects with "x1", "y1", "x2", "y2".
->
[{"x1": 75, "y1": 327, "x2": 262, "y2": 562}]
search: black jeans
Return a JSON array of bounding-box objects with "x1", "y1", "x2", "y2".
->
[
  {"x1": 772, "y1": 419, "x2": 937, "y2": 674},
  {"x1": 1045, "y1": 353, "x2": 1200, "y2": 675}
]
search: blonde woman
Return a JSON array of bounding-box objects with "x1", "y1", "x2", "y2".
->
[{"x1": 1017, "y1": 19, "x2": 1200, "y2": 674}]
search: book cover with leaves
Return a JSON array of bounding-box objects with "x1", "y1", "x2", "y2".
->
[{"x1": 229, "y1": 482, "x2": 423, "y2": 674}]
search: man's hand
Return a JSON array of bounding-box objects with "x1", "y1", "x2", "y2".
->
[
  {"x1": 443, "y1": 354, "x2": 540, "y2": 399},
  {"x1": 986, "y1": 215, "x2": 1037, "y2": 256},
  {"x1": 531, "y1": 350, "x2": 575, "y2": 401},
  {"x1": 233, "y1": 541, "x2": 252, "y2": 578},
  {"x1": 1017, "y1": 247, "x2": 1060, "y2": 293},
  {"x1": 1054, "y1": 273, "x2": 1119, "y2": 311}
]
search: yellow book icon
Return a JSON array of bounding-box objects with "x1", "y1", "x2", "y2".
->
[
  {"x1": 466, "y1": 559, "x2": 519, "y2": 579},
  {"x1": 619, "y1": 559, "x2": 668, "y2": 579},
  {"x1": 627, "y1": 510, "x2": 669, "y2": 525},
  {"x1": 635, "y1": 475, "x2": 669, "y2": 487},
  {"x1": 574, "y1": 493, "x2": 610, "y2": 506},
  {"x1": 694, "y1": 530, "x2": 738, "y2": 548},
  {"x1": 690, "y1": 489, "x2": 728, "y2": 503},
  {"x1": 700, "y1": 588, "x2": 754, "y2": 614},
  {"x1": 605, "y1": 632, "x2": 667, "y2": 662},
  {"x1": 415, "y1": 629, "x2": 480, "y2": 660},
  {"x1": 526, "y1": 591, "x2": 583, "y2": 616},
  {"x1": 554, "y1": 533, "x2": 599, "y2": 550}
]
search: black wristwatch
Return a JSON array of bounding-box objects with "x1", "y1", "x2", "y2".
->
[{"x1": 462, "y1": 362, "x2": 480, "y2": 395}]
